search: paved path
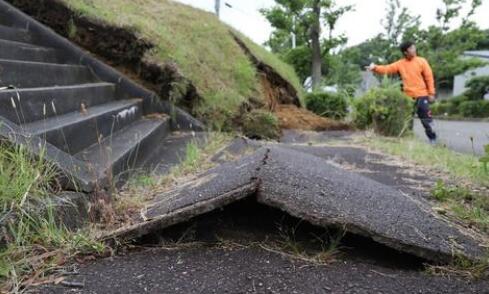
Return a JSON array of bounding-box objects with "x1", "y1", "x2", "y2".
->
[{"x1": 414, "y1": 119, "x2": 489, "y2": 155}]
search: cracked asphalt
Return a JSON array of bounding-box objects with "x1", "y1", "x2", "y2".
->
[{"x1": 38, "y1": 132, "x2": 489, "y2": 293}]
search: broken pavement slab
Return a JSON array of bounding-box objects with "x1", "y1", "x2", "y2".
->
[
  {"x1": 103, "y1": 146, "x2": 487, "y2": 263},
  {"x1": 257, "y1": 146, "x2": 487, "y2": 262},
  {"x1": 103, "y1": 149, "x2": 266, "y2": 242}
]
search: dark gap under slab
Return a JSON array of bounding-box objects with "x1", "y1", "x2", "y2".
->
[{"x1": 134, "y1": 196, "x2": 427, "y2": 271}]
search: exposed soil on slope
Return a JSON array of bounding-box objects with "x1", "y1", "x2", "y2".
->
[{"x1": 275, "y1": 105, "x2": 350, "y2": 131}]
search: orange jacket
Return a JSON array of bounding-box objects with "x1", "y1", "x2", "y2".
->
[{"x1": 373, "y1": 56, "x2": 435, "y2": 99}]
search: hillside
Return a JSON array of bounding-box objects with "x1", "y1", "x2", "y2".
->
[{"x1": 9, "y1": 0, "x2": 308, "y2": 130}]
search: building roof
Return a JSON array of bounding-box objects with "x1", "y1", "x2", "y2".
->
[{"x1": 463, "y1": 50, "x2": 489, "y2": 59}]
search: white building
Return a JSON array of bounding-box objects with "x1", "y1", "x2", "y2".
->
[{"x1": 453, "y1": 50, "x2": 489, "y2": 97}]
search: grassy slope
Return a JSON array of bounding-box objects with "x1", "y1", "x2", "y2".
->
[
  {"x1": 61, "y1": 0, "x2": 303, "y2": 127},
  {"x1": 362, "y1": 135, "x2": 489, "y2": 187},
  {"x1": 232, "y1": 30, "x2": 305, "y2": 106}
]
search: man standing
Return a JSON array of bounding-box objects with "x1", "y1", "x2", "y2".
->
[{"x1": 366, "y1": 41, "x2": 437, "y2": 143}]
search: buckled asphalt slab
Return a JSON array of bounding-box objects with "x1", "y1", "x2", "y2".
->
[{"x1": 102, "y1": 141, "x2": 487, "y2": 263}]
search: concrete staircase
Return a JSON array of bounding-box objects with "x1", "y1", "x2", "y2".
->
[{"x1": 0, "y1": 2, "x2": 202, "y2": 192}]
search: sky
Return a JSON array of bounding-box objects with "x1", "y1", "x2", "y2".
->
[{"x1": 175, "y1": 0, "x2": 489, "y2": 48}]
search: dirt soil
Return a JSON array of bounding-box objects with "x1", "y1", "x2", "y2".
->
[
  {"x1": 234, "y1": 33, "x2": 351, "y2": 132},
  {"x1": 275, "y1": 105, "x2": 351, "y2": 131}
]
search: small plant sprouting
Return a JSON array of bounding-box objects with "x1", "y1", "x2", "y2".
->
[{"x1": 479, "y1": 144, "x2": 489, "y2": 174}]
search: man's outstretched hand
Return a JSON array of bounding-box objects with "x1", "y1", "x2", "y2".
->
[{"x1": 365, "y1": 63, "x2": 376, "y2": 71}]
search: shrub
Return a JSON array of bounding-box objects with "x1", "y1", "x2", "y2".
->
[
  {"x1": 242, "y1": 109, "x2": 280, "y2": 140},
  {"x1": 459, "y1": 100, "x2": 489, "y2": 118},
  {"x1": 447, "y1": 95, "x2": 469, "y2": 115},
  {"x1": 353, "y1": 87, "x2": 413, "y2": 136},
  {"x1": 305, "y1": 92, "x2": 348, "y2": 119},
  {"x1": 431, "y1": 101, "x2": 450, "y2": 116},
  {"x1": 465, "y1": 75, "x2": 489, "y2": 100}
]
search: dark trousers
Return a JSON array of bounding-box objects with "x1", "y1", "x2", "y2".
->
[{"x1": 414, "y1": 96, "x2": 437, "y2": 140}]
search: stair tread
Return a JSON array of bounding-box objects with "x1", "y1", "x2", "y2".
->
[
  {"x1": 0, "y1": 38, "x2": 58, "y2": 63},
  {"x1": 23, "y1": 99, "x2": 142, "y2": 135},
  {"x1": 0, "y1": 24, "x2": 32, "y2": 43},
  {"x1": 0, "y1": 82, "x2": 116, "y2": 124},
  {"x1": 0, "y1": 59, "x2": 100, "y2": 88},
  {"x1": 0, "y1": 82, "x2": 114, "y2": 93},
  {"x1": 0, "y1": 58, "x2": 84, "y2": 68},
  {"x1": 75, "y1": 117, "x2": 170, "y2": 167},
  {"x1": 0, "y1": 38, "x2": 51, "y2": 50}
]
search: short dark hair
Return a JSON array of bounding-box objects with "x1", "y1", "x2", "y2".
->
[{"x1": 399, "y1": 41, "x2": 415, "y2": 55}]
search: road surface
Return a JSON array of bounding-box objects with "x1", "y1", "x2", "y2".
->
[{"x1": 414, "y1": 119, "x2": 489, "y2": 155}]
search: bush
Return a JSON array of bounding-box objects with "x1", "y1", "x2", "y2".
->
[
  {"x1": 242, "y1": 109, "x2": 280, "y2": 140},
  {"x1": 353, "y1": 87, "x2": 413, "y2": 136},
  {"x1": 459, "y1": 100, "x2": 489, "y2": 118},
  {"x1": 447, "y1": 95, "x2": 469, "y2": 115},
  {"x1": 431, "y1": 101, "x2": 451, "y2": 116},
  {"x1": 465, "y1": 75, "x2": 489, "y2": 100},
  {"x1": 305, "y1": 92, "x2": 348, "y2": 119}
]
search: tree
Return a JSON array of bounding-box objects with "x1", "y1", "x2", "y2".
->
[
  {"x1": 382, "y1": 0, "x2": 420, "y2": 46},
  {"x1": 261, "y1": 0, "x2": 353, "y2": 90},
  {"x1": 344, "y1": 0, "x2": 486, "y2": 90},
  {"x1": 403, "y1": 0, "x2": 486, "y2": 88},
  {"x1": 475, "y1": 29, "x2": 489, "y2": 50}
]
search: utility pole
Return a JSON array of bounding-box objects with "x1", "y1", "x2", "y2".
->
[
  {"x1": 291, "y1": 15, "x2": 296, "y2": 49},
  {"x1": 215, "y1": 0, "x2": 221, "y2": 18}
]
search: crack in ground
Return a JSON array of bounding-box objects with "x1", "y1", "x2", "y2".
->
[{"x1": 102, "y1": 146, "x2": 488, "y2": 264}]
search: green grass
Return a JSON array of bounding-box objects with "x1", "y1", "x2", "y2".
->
[
  {"x1": 232, "y1": 30, "x2": 305, "y2": 106},
  {"x1": 0, "y1": 144, "x2": 105, "y2": 292},
  {"x1": 160, "y1": 132, "x2": 232, "y2": 181},
  {"x1": 116, "y1": 132, "x2": 233, "y2": 212},
  {"x1": 361, "y1": 135, "x2": 489, "y2": 187},
  {"x1": 0, "y1": 143, "x2": 56, "y2": 207},
  {"x1": 431, "y1": 180, "x2": 489, "y2": 233},
  {"x1": 60, "y1": 0, "x2": 303, "y2": 128}
]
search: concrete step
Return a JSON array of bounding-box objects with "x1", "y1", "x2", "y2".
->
[
  {"x1": 0, "y1": 38, "x2": 59, "y2": 63},
  {"x1": 23, "y1": 99, "x2": 143, "y2": 155},
  {"x1": 75, "y1": 117, "x2": 171, "y2": 181},
  {"x1": 0, "y1": 82, "x2": 116, "y2": 124},
  {"x1": 0, "y1": 24, "x2": 32, "y2": 43},
  {"x1": 0, "y1": 10, "x2": 14, "y2": 26},
  {"x1": 0, "y1": 59, "x2": 99, "y2": 88}
]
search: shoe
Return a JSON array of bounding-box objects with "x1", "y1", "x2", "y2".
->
[{"x1": 429, "y1": 138, "x2": 437, "y2": 145}]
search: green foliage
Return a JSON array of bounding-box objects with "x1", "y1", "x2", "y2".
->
[
  {"x1": 61, "y1": 0, "x2": 304, "y2": 130},
  {"x1": 352, "y1": 79, "x2": 413, "y2": 136},
  {"x1": 323, "y1": 52, "x2": 362, "y2": 91},
  {"x1": 480, "y1": 145, "x2": 489, "y2": 173},
  {"x1": 346, "y1": 0, "x2": 486, "y2": 90},
  {"x1": 260, "y1": 0, "x2": 352, "y2": 54},
  {"x1": 431, "y1": 100, "x2": 450, "y2": 116},
  {"x1": 242, "y1": 109, "x2": 280, "y2": 140},
  {"x1": 431, "y1": 76, "x2": 489, "y2": 118},
  {"x1": 447, "y1": 95, "x2": 470, "y2": 114},
  {"x1": 465, "y1": 75, "x2": 489, "y2": 100},
  {"x1": 305, "y1": 92, "x2": 348, "y2": 119},
  {"x1": 260, "y1": 0, "x2": 353, "y2": 87},
  {"x1": 459, "y1": 100, "x2": 489, "y2": 118},
  {"x1": 0, "y1": 143, "x2": 56, "y2": 208},
  {"x1": 382, "y1": 0, "x2": 420, "y2": 45},
  {"x1": 182, "y1": 142, "x2": 200, "y2": 170},
  {"x1": 232, "y1": 31, "x2": 305, "y2": 105},
  {"x1": 0, "y1": 143, "x2": 104, "y2": 291},
  {"x1": 280, "y1": 45, "x2": 312, "y2": 83},
  {"x1": 363, "y1": 135, "x2": 489, "y2": 186},
  {"x1": 405, "y1": 23, "x2": 487, "y2": 89},
  {"x1": 432, "y1": 179, "x2": 472, "y2": 202},
  {"x1": 430, "y1": 179, "x2": 489, "y2": 233}
]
